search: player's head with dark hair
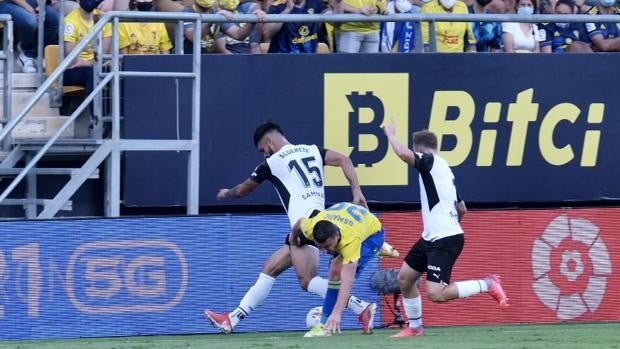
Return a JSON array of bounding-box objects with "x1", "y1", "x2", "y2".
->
[
  {"x1": 475, "y1": 0, "x2": 493, "y2": 8},
  {"x1": 313, "y1": 220, "x2": 341, "y2": 253},
  {"x1": 253, "y1": 121, "x2": 286, "y2": 157},
  {"x1": 412, "y1": 130, "x2": 438, "y2": 153},
  {"x1": 555, "y1": 0, "x2": 575, "y2": 13}
]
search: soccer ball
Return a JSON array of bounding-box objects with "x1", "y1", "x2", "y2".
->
[{"x1": 305, "y1": 306, "x2": 323, "y2": 329}]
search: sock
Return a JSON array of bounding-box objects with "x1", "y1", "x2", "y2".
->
[
  {"x1": 231, "y1": 273, "x2": 275, "y2": 327},
  {"x1": 308, "y1": 276, "x2": 328, "y2": 298},
  {"x1": 347, "y1": 295, "x2": 370, "y2": 315},
  {"x1": 456, "y1": 279, "x2": 488, "y2": 298},
  {"x1": 320, "y1": 280, "x2": 341, "y2": 324},
  {"x1": 403, "y1": 296, "x2": 423, "y2": 328}
]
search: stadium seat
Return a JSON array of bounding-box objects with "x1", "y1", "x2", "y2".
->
[{"x1": 44, "y1": 45, "x2": 85, "y2": 95}]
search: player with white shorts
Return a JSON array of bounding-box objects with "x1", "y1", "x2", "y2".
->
[{"x1": 204, "y1": 121, "x2": 377, "y2": 334}]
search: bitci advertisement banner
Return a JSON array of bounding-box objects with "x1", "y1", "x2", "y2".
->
[{"x1": 123, "y1": 53, "x2": 620, "y2": 207}]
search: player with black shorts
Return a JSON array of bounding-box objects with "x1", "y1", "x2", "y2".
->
[
  {"x1": 204, "y1": 121, "x2": 377, "y2": 334},
  {"x1": 384, "y1": 123, "x2": 510, "y2": 338}
]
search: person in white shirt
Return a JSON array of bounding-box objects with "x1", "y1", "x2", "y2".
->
[
  {"x1": 502, "y1": 0, "x2": 541, "y2": 52},
  {"x1": 384, "y1": 122, "x2": 510, "y2": 338}
]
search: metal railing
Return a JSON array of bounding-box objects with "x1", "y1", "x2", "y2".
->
[{"x1": 1, "y1": 15, "x2": 13, "y2": 152}]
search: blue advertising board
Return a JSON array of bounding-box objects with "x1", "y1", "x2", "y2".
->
[
  {"x1": 123, "y1": 54, "x2": 620, "y2": 206},
  {"x1": 0, "y1": 215, "x2": 380, "y2": 339}
]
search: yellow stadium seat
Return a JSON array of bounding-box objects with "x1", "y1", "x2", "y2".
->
[{"x1": 44, "y1": 45, "x2": 85, "y2": 95}]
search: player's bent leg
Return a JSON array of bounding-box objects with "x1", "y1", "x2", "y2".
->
[
  {"x1": 290, "y1": 244, "x2": 319, "y2": 291},
  {"x1": 205, "y1": 246, "x2": 293, "y2": 334},
  {"x1": 391, "y1": 262, "x2": 426, "y2": 338}
]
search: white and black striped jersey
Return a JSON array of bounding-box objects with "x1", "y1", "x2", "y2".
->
[
  {"x1": 251, "y1": 144, "x2": 327, "y2": 227},
  {"x1": 414, "y1": 152, "x2": 464, "y2": 241}
]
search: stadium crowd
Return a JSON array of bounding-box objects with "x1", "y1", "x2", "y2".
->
[{"x1": 0, "y1": 0, "x2": 618, "y2": 73}]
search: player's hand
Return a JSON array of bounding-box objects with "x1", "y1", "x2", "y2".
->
[
  {"x1": 325, "y1": 312, "x2": 342, "y2": 334},
  {"x1": 383, "y1": 120, "x2": 396, "y2": 137},
  {"x1": 217, "y1": 188, "x2": 231, "y2": 200},
  {"x1": 252, "y1": 8, "x2": 266, "y2": 22},
  {"x1": 353, "y1": 190, "x2": 368, "y2": 209}
]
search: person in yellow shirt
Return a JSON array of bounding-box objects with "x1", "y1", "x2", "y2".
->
[
  {"x1": 336, "y1": 0, "x2": 388, "y2": 52},
  {"x1": 290, "y1": 202, "x2": 397, "y2": 336},
  {"x1": 421, "y1": 0, "x2": 477, "y2": 52},
  {"x1": 119, "y1": 0, "x2": 172, "y2": 54},
  {"x1": 63, "y1": 0, "x2": 112, "y2": 133}
]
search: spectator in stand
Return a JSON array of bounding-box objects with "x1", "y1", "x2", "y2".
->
[
  {"x1": 380, "y1": 0, "x2": 418, "y2": 52},
  {"x1": 421, "y1": 0, "x2": 477, "y2": 52},
  {"x1": 262, "y1": 0, "x2": 329, "y2": 53},
  {"x1": 469, "y1": 0, "x2": 505, "y2": 52},
  {"x1": 502, "y1": 0, "x2": 540, "y2": 52},
  {"x1": 539, "y1": 0, "x2": 556, "y2": 13},
  {"x1": 539, "y1": 0, "x2": 592, "y2": 52},
  {"x1": 63, "y1": 0, "x2": 111, "y2": 132},
  {"x1": 0, "y1": 0, "x2": 59, "y2": 73},
  {"x1": 119, "y1": 0, "x2": 172, "y2": 54},
  {"x1": 215, "y1": 0, "x2": 263, "y2": 53},
  {"x1": 183, "y1": 0, "x2": 264, "y2": 54},
  {"x1": 52, "y1": 0, "x2": 80, "y2": 15},
  {"x1": 583, "y1": 0, "x2": 620, "y2": 51},
  {"x1": 335, "y1": 0, "x2": 387, "y2": 52}
]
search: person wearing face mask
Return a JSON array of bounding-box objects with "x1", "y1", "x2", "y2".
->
[
  {"x1": 468, "y1": 0, "x2": 505, "y2": 52},
  {"x1": 118, "y1": 0, "x2": 172, "y2": 54},
  {"x1": 182, "y1": 0, "x2": 264, "y2": 53},
  {"x1": 583, "y1": 0, "x2": 620, "y2": 51},
  {"x1": 502, "y1": 0, "x2": 540, "y2": 52},
  {"x1": 539, "y1": 0, "x2": 592, "y2": 52},
  {"x1": 380, "y1": 0, "x2": 418, "y2": 52},
  {"x1": 63, "y1": 0, "x2": 112, "y2": 136},
  {"x1": 421, "y1": 0, "x2": 477, "y2": 52}
]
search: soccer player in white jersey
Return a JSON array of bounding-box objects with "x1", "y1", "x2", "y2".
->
[
  {"x1": 205, "y1": 121, "x2": 377, "y2": 334},
  {"x1": 384, "y1": 122, "x2": 510, "y2": 338}
]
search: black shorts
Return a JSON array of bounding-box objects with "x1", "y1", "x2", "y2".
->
[
  {"x1": 404, "y1": 234, "x2": 464, "y2": 285},
  {"x1": 283, "y1": 209, "x2": 320, "y2": 247}
]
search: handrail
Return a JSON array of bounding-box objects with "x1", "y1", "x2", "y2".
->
[{"x1": 0, "y1": 16, "x2": 13, "y2": 152}]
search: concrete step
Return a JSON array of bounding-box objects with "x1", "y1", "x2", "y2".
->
[
  {"x1": 0, "y1": 73, "x2": 43, "y2": 90},
  {"x1": 0, "y1": 90, "x2": 60, "y2": 117},
  {"x1": 0, "y1": 116, "x2": 74, "y2": 138}
]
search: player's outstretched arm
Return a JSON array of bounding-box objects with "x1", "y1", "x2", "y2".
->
[
  {"x1": 383, "y1": 121, "x2": 416, "y2": 165},
  {"x1": 217, "y1": 178, "x2": 259, "y2": 200},
  {"x1": 325, "y1": 261, "x2": 357, "y2": 333},
  {"x1": 324, "y1": 150, "x2": 367, "y2": 208}
]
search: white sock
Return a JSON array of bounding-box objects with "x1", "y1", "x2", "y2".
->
[
  {"x1": 230, "y1": 273, "x2": 275, "y2": 327},
  {"x1": 308, "y1": 276, "x2": 328, "y2": 298},
  {"x1": 456, "y1": 279, "x2": 488, "y2": 298},
  {"x1": 403, "y1": 296, "x2": 423, "y2": 328},
  {"x1": 347, "y1": 295, "x2": 370, "y2": 315}
]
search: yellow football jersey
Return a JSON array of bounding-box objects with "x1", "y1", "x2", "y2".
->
[
  {"x1": 301, "y1": 202, "x2": 382, "y2": 264},
  {"x1": 119, "y1": 22, "x2": 172, "y2": 54},
  {"x1": 421, "y1": 0, "x2": 476, "y2": 52},
  {"x1": 64, "y1": 9, "x2": 112, "y2": 61}
]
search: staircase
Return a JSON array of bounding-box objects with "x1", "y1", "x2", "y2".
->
[{"x1": 0, "y1": 69, "x2": 100, "y2": 219}]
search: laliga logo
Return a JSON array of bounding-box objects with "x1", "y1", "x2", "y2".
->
[{"x1": 532, "y1": 214, "x2": 612, "y2": 320}]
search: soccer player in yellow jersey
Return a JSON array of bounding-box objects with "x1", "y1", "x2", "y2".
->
[
  {"x1": 290, "y1": 202, "x2": 389, "y2": 336},
  {"x1": 421, "y1": 0, "x2": 477, "y2": 52},
  {"x1": 119, "y1": 0, "x2": 172, "y2": 54}
]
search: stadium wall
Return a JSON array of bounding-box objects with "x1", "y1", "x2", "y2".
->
[
  {"x1": 122, "y1": 53, "x2": 620, "y2": 207},
  {"x1": 0, "y1": 207, "x2": 618, "y2": 339}
]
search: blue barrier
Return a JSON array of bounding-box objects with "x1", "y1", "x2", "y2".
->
[{"x1": 0, "y1": 215, "x2": 380, "y2": 339}]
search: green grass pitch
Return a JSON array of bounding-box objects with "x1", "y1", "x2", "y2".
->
[{"x1": 1, "y1": 323, "x2": 618, "y2": 349}]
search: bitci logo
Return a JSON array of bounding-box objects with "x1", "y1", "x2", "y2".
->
[
  {"x1": 323, "y1": 73, "x2": 409, "y2": 186},
  {"x1": 532, "y1": 214, "x2": 612, "y2": 320}
]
